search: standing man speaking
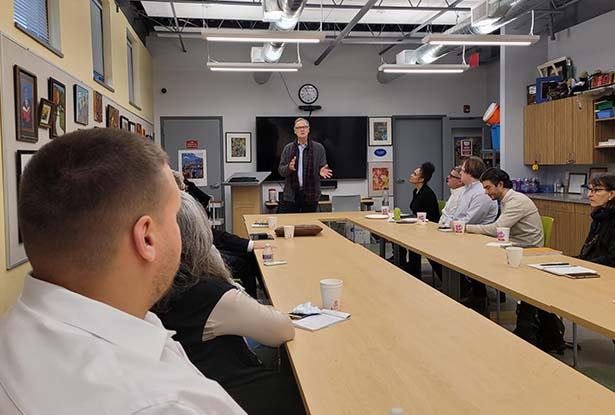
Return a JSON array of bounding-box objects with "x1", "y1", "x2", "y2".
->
[{"x1": 278, "y1": 117, "x2": 332, "y2": 213}]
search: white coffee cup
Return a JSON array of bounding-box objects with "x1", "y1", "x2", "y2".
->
[
  {"x1": 283, "y1": 225, "x2": 295, "y2": 239},
  {"x1": 320, "y1": 278, "x2": 343, "y2": 310},
  {"x1": 452, "y1": 221, "x2": 465, "y2": 234},
  {"x1": 382, "y1": 206, "x2": 390, "y2": 216},
  {"x1": 267, "y1": 216, "x2": 277, "y2": 229},
  {"x1": 497, "y1": 227, "x2": 511, "y2": 242},
  {"x1": 505, "y1": 247, "x2": 523, "y2": 268},
  {"x1": 417, "y1": 212, "x2": 427, "y2": 224}
]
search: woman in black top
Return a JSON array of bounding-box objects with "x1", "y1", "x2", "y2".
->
[
  {"x1": 153, "y1": 192, "x2": 304, "y2": 415},
  {"x1": 579, "y1": 173, "x2": 615, "y2": 267},
  {"x1": 401, "y1": 162, "x2": 442, "y2": 280}
]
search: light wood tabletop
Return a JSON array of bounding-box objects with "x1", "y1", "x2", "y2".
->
[{"x1": 244, "y1": 213, "x2": 615, "y2": 415}]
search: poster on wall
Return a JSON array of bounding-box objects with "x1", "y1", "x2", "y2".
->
[
  {"x1": 369, "y1": 117, "x2": 392, "y2": 146},
  {"x1": 368, "y1": 162, "x2": 393, "y2": 197},
  {"x1": 178, "y1": 149, "x2": 207, "y2": 186},
  {"x1": 460, "y1": 140, "x2": 473, "y2": 157},
  {"x1": 225, "y1": 132, "x2": 252, "y2": 163},
  {"x1": 13, "y1": 65, "x2": 38, "y2": 143},
  {"x1": 74, "y1": 84, "x2": 89, "y2": 126},
  {"x1": 94, "y1": 91, "x2": 103, "y2": 123}
]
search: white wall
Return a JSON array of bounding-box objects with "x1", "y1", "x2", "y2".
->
[{"x1": 150, "y1": 38, "x2": 494, "y2": 229}]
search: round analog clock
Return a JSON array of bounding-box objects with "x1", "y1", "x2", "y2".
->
[{"x1": 298, "y1": 83, "x2": 319, "y2": 104}]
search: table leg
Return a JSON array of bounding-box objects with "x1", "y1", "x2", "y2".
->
[
  {"x1": 441, "y1": 267, "x2": 461, "y2": 300},
  {"x1": 393, "y1": 244, "x2": 401, "y2": 266},
  {"x1": 495, "y1": 289, "x2": 500, "y2": 324},
  {"x1": 573, "y1": 322, "x2": 578, "y2": 368},
  {"x1": 379, "y1": 238, "x2": 386, "y2": 258}
]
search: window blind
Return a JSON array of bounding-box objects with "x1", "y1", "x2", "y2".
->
[{"x1": 14, "y1": 0, "x2": 49, "y2": 43}]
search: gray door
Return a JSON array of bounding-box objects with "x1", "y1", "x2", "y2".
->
[
  {"x1": 393, "y1": 117, "x2": 444, "y2": 211},
  {"x1": 161, "y1": 117, "x2": 224, "y2": 202}
]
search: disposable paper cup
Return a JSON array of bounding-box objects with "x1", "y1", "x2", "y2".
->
[
  {"x1": 497, "y1": 227, "x2": 510, "y2": 242},
  {"x1": 283, "y1": 225, "x2": 295, "y2": 239},
  {"x1": 382, "y1": 206, "x2": 390, "y2": 216},
  {"x1": 267, "y1": 216, "x2": 277, "y2": 230},
  {"x1": 320, "y1": 278, "x2": 343, "y2": 310},
  {"x1": 452, "y1": 221, "x2": 465, "y2": 234},
  {"x1": 506, "y1": 247, "x2": 523, "y2": 268},
  {"x1": 417, "y1": 212, "x2": 427, "y2": 224}
]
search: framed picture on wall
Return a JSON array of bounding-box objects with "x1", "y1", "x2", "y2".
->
[
  {"x1": 48, "y1": 77, "x2": 66, "y2": 137},
  {"x1": 225, "y1": 132, "x2": 252, "y2": 163},
  {"x1": 567, "y1": 172, "x2": 587, "y2": 194},
  {"x1": 13, "y1": 65, "x2": 38, "y2": 143},
  {"x1": 136, "y1": 123, "x2": 143, "y2": 135},
  {"x1": 120, "y1": 116, "x2": 130, "y2": 130},
  {"x1": 178, "y1": 149, "x2": 207, "y2": 187},
  {"x1": 94, "y1": 91, "x2": 103, "y2": 123},
  {"x1": 74, "y1": 84, "x2": 89, "y2": 126},
  {"x1": 106, "y1": 105, "x2": 119, "y2": 128},
  {"x1": 368, "y1": 162, "x2": 393, "y2": 197},
  {"x1": 369, "y1": 117, "x2": 392, "y2": 146},
  {"x1": 128, "y1": 121, "x2": 135, "y2": 132},
  {"x1": 38, "y1": 98, "x2": 55, "y2": 129}
]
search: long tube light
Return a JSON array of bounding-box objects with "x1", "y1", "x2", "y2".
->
[
  {"x1": 422, "y1": 34, "x2": 540, "y2": 46},
  {"x1": 378, "y1": 64, "x2": 469, "y2": 74},
  {"x1": 201, "y1": 29, "x2": 325, "y2": 44},
  {"x1": 207, "y1": 62, "x2": 302, "y2": 72}
]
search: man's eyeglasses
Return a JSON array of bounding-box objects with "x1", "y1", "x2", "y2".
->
[
  {"x1": 587, "y1": 186, "x2": 609, "y2": 193},
  {"x1": 294, "y1": 126, "x2": 309, "y2": 130},
  {"x1": 447, "y1": 174, "x2": 461, "y2": 180}
]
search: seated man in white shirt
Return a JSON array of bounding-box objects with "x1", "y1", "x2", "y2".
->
[
  {"x1": 438, "y1": 165, "x2": 464, "y2": 226},
  {"x1": 0, "y1": 129, "x2": 246, "y2": 415}
]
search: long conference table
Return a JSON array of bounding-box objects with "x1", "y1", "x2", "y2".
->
[{"x1": 244, "y1": 212, "x2": 615, "y2": 414}]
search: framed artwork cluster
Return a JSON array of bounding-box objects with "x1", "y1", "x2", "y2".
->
[{"x1": 368, "y1": 117, "x2": 393, "y2": 196}]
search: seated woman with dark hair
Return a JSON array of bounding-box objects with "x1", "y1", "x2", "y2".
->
[
  {"x1": 399, "y1": 162, "x2": 442, "y2": 280},
  {"x1": 153, "y1": 192, "x2": 304, "y2": 415},
  {"x1": 579, "y1": 173, "x2": 615, "y2": 266}
]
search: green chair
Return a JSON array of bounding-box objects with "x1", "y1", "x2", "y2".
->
[
  {"x1": 541, "y1": 215, "x2": 555, "y2": 248},
  {"x1": 438, "y1": 200, "x2": 447, "y2": 214}
]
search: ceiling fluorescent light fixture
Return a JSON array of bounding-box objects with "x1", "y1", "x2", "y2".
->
[
  {"x1": 422, "y1": 34, "x2": 540, "y2": 46},
  {"x1": 378, "y1": 64, "x2": 469, "y2": 74},
  {"x1": 207, "y1": 62, "x2": 302, "y2": 72},
  {"x1": 202, "y1": 29, "x2": 325, "y2": 44}
]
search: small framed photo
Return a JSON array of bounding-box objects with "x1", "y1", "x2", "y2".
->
[
  {"x1": 567, "y1": 172, "x2": 587, "y2": 194},
  {"x1": 106, "y1": 104, "x2": 119, "y2": 128},
  {"x1": 369, "y1": 117, "x2": 392, "y2": 146},
  {"x1": 179, "y1": 149, "x2": 207, "y2": 186},
  {"x1": 589, "y1": 167, "x2": 608, "y2": 181},
  {"x1": 38, "y1": 98, "x2": 55, "y2": 129},
  {"x1": 225, "y1": 132, "x2": 252, "y2": 163},
  {"x1": 136, "y1": 123, "x2": 143, "y2": 135},
  {"x1": 74, "y1": 84, "x2": 89, "y2": 126},
  {"x1": 14, "y1": 65, "x2": 38, "y2": 142},
  {"x1": 368, "y1": 162, "x2": 393, "y2": 197},
  {"x1": 94, "y1": 91, "x2": 103, "y2": 123},
  {"x1": 128, "y1": 121, "x2": 135, "y2": 132},
  {"x1": 120, "y1": 115, "x2": 130, "y2": 130},
  {"x1": 48, "y1": 77, "x2": 66, "y2": 137}
]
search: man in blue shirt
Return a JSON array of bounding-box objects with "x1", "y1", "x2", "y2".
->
[{"x1": 449, "y1": 156, "x2": 498, "y2": 226}]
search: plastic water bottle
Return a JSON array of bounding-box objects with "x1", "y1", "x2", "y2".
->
[{"x1": 262, "y1": 243, "x2": 273, "y2": 263}]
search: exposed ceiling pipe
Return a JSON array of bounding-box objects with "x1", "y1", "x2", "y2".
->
[
  {"x1": 377, "y1": 0, "x2": 547, "y2": 84},
  {"x1": 254, "y1": 0, "x2": 308, "y2": 85}
]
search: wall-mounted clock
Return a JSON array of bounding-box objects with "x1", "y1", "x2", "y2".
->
[{"x1": 298, "y1": 83, "x2": 319, "y2": 105}]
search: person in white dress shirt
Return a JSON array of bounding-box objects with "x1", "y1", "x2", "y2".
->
[
  {"x1": 0, "y1": 128, "x2": 246, "y2": 415},
  {"x1": 438, "y1": 165, "x2": 464, "y2": 226}
]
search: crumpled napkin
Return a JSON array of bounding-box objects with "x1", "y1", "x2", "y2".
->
[{"x1": 291, "y1": 302, "x2": 321, "y2": 316}]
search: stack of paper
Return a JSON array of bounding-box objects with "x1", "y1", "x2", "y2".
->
[
  {"x1": 528, "y1": 263, "x2": 599, "y2": 279},
  {"x1": 292, "y1": 309, "x2": 351, "y2": 331}
]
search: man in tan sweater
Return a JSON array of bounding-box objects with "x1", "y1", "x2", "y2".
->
[{"x1": 466, "y1": 167, "x2": 544, "y2": 247}]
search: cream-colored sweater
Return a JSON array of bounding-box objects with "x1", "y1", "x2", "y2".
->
[{"x1": 466, "y1": 189, "x2": 544, "y2": 247}]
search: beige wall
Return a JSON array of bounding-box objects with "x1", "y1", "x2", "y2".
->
[{"x1": 0, "y1": 0, "x2": 153, "y2": 314}]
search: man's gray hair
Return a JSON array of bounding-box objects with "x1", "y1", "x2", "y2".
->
[
  {"x1": 452, "y1": 166, "x2": 462, "y2": 175},
  {"x1": 153, "y1": 192, "x2": 232, "y2": 312},
  {"x1": 294, "y1": 117, "x2": 310, "y2": 128}
]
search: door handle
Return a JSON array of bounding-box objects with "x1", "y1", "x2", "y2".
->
[
  {"x1": 396, "y1": 179, "x2": 405, "y2": 184},
  {"x1": 209, "y1": 182, "x2": 221, "y2": 189}
]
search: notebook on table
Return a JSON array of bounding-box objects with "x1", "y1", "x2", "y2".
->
[{"x1": 528, "y1": 263, "x2": 599, "y2": 279}]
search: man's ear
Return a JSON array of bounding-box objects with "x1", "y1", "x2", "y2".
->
[{"x1": 133, "y1": 215, "x2": 156, "y2": 262}]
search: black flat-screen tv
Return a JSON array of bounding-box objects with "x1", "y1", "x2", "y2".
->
[{"x1": 256, "y1": 116, "x2": 368, "y2": 181}]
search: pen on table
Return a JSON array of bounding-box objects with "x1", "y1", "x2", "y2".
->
[{"x1": 538, "y1": 262, "x2": 570, "y2": 267}]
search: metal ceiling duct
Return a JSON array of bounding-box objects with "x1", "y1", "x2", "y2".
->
[
  {"x1": 377, "y1": 0, "x2": 545, "y2": 83},
  {"x1": 254, "y1": 0, "x2": 308, "y2": 84}
]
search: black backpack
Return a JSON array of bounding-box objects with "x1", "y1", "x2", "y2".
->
[{"x1": 514, "y1": 301, "x2": 566, "y2": 353}]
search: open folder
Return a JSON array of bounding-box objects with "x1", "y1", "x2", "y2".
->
[
  {"x1": 528, "y1": 263, "x2": 599, "y2": 279},
  {"x1": 292, "y1": 309, "x2": 351, "y2": 331}
]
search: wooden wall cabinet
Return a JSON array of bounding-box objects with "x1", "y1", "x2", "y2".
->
[
  {"x1": 532, "y1": 198, "x2": 592, "y2": 256},
  {"x1": 524, "y1": 95, "x2": 615, "y2": 165}
]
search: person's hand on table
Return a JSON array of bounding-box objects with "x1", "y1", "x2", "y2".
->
[
  {"x1": 252, "y1": 240, "x2": 274, "y2": 250},
  {"x1": 289, "y1": 156, "x2": 297, "y2": 172},
  {"x1": 320, "y1": 164, "x2": 333, "y2": 179}
]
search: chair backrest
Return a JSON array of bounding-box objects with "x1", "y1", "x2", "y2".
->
[
  {"x1": 438, "y1": 200, "x2": 446, "y2": 214},
  {"x1": 332, "y1": 195, "x2": 361, "y2": 212},
  {"x1": 541, "y1": 215, "x2": 555, "y2": 248}
]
